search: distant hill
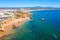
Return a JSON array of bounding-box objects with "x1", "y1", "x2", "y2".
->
[{"x1": 0, "y1": 6, "x2": 60, "y2": 10}]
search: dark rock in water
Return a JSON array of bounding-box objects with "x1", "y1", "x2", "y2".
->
[{"x1": 30, "y1": 16, "x2": 32, "y2": 19}]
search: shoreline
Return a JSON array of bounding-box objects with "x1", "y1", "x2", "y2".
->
[
  {"x1": 28, "y1": 9, "x2": 60, "y2": 12},
  {"x1": 0, "y1": 17, "x2": 30, "y2": 39}
]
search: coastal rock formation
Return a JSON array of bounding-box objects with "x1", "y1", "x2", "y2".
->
[{"x1": 0, "y1": 9, "x2": 31, "y2": 38}]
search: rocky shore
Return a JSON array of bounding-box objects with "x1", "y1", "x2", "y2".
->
[{"x1": 0, "y1": 9, "x2": 31, "y2": 39}]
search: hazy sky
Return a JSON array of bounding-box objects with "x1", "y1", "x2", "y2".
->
[{"x1": 0, "y1": 0, "x2": 60, "y2": 7}]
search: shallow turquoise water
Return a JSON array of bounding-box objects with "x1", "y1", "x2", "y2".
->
[{"x1": 4, "y1": 10, "x2": 60, "y2": 40}]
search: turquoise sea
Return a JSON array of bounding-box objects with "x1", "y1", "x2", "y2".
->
[{"x1": 4, "y1": 10, "x2": 60, "y2": 40}]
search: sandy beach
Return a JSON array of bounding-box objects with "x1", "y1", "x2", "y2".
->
[{"x1": 0, "y1": 17, "x2": 30, "y2": 39}]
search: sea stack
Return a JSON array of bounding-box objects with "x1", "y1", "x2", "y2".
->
[{"x1": 41, "y1": 17, "x2": 44, "y2": 21}]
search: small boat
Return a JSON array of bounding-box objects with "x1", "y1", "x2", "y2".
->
[{"x1": 41, "y1": 17, "x2": 44, "y2": 21}]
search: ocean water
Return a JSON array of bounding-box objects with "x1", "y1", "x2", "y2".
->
[{"x1": 4, "y1": 10, "x2": 60, "y2": 40}]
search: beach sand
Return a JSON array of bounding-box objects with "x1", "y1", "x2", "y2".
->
[{"x1": 0, "y1": 17, "x2": 30, "y2": 39}]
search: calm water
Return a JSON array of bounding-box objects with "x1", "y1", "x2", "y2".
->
[{"x1": 5, "y1": 10, "x2": 60, "y2": 40}]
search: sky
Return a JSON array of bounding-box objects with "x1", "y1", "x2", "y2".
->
[{"x1": 0, "y1": 0, "x2": 60, "y2": 7}]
